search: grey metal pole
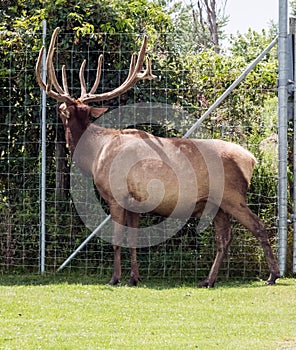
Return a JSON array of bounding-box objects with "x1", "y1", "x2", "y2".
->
[
  {"x1": 57, "y1": 214, "x2": 111, "y2": 272},
  {"x1": 278, "y1": 0, "x2": 288, "y2": 276},
  {"x1": 294, "y1": 72, "x2": 296, "y2": 274},
  {"x1": 293, "y1": 20, "x2": 296, "y2": 274},
  {"x1": 183, "y1": 36, "x2": 278, "y2": 138},
  {"x1": 40, "y1": 19, "x2": 47, "y2": 274}
]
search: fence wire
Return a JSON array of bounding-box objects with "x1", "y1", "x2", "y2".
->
[{"x1": 0, "y1": 31, "x2": 278, "y2": 282}]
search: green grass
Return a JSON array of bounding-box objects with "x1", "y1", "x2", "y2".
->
[{"x1": 0, "y1": 275, "x2": 295, "y2": 349}]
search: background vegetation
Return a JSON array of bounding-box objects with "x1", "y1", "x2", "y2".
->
[{"x1": 0, "y1": 0, "x2": 287, "y2": 281}]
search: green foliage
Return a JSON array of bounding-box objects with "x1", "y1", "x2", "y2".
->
[
  {"x1": 229, "y1": 28, "x2": 277, "y2": 62},
  {"x1": 290, "y1": 0, "x2": 296, "y2": 16},
  {"x1": 181, "y1": 29, "x2": 277, "y2": 130}
]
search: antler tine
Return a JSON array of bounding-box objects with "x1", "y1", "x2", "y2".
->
[
  {"x1": 78, "y1": 54, "x2": 103, "y2": 100},
  {"x1": 46, "y1": 27, "x2": 65, "y2": 95},
  {"x1": 89, "y1": 54, "x2": 103, "y2": 95},
  {"x1": 36, "y1": 46, "x2": 47, "y2": 91},
  {"x1": 138, "y1": 56, "x2": 156, "y2": 80},
  {"x1": 36, "y1": 45, "x2": 67, "y2": 101},
  {"x1": 126, "y1": 53, "x2": 137, "y2": 81},
  {"x1": 131, "y1": 35, "x2": 148, "y2": 76},
  {"x1": 62, "y1": 65, "x2": 70, "y2": 96},
  {"x1": 81, "y1": 35, "x2": 156, "y2": 104},
  {"x1": 79, "y1": 59, "x2": 88, "y2": 98}
]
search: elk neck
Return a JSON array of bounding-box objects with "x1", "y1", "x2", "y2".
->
[
  {"x1": 70, "y1": 122, "x2": 116, "y2": 177},
  {"x1": 59, "y1": 103, "x2": 111, "y2": 176},
  {"x1": 61, "y1": 103, "x2": 91, "y2": 154}
]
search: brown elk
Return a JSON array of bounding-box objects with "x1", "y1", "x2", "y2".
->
[{"x1": 36, "y1": 27, "x2": 280, "y2": 287}]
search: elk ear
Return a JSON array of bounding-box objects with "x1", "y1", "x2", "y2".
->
[{"x1": 90, "y1": 107, "x2": 108, "y2": 119}]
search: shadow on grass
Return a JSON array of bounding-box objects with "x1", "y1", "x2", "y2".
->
[{"x1": 0, "y1": 271, "x2": 292, "y2": 289}]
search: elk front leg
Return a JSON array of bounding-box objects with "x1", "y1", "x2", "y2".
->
[
  {"x1": 108, "y1": 206, "x2": 126, "y2": 286},
  {"x1": 199, "y1": 210, "x2": 232, "y2": 288},
  {"x1": 126, "y1": 212, "x2": 140, "y2": 286}
]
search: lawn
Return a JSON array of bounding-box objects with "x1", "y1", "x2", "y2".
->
[{"x1": 0, "y1": 275, "x2": 295, "y2": 349}]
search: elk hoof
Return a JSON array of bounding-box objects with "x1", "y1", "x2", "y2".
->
[
  {"x1": 265, "y1": 280, "x2": 275, "y2": 286},
  {"x1": 128, "y1": 277, "x2": 139, "y2": 287},
  {"x1": 198, "y1": 280, "x2": 215, "y2": 288},
  {"x1": 265, "y1": 273, "x2": 280, "y2": 285},
  {"x1": 108, "y1": 276, "x2": 121, "y2": 286}
]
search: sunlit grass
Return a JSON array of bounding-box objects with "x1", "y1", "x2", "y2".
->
[{"x1": 0, "y1": 275, "x2": 295, "y2": 349}]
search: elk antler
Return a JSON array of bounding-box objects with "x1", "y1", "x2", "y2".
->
[
  {"x1": 36, "y1": 27, "x2": 75, "y2": 104},
  {"x1": 80, "y1": 35, "x2": 156, "y2": 103},
  {"x1": 36, "y1": 27, "x2": 156, "y2": 104}
]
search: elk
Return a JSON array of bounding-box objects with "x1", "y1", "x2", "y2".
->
[{"x1": 36, "y1": 27, "x2": 280, "y2": 287}]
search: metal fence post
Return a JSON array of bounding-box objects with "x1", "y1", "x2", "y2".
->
[
  {"x1": 278, "y1": 0, "x2": 288, "y2": 276},
  {"x1": 40, "y1": 19, "x2": 47, "y2": 274},
  {"x1": 292, "y1": 17, "x2": 296, "y2": 274}
]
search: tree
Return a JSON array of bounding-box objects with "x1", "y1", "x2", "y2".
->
[
  {"x1": 194, "y1": 0, "x2": 228, "y2": 52},
  {"x1": 164, "y1": 0, "x2": 228, "y2": 53}
]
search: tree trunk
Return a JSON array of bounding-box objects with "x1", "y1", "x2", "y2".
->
[
  {"x1": 55, "y1": 125, "x2": 70, "y2": 201},
  {"x1": 196, "y1": 0, "x2": 226, "y2": 53}
]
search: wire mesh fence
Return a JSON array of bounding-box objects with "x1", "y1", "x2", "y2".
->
[{"x1": 0, "y1": 30, "x2": 278, "y2": 282}]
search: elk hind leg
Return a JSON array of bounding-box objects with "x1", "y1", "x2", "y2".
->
[
  {"x1": 228, "y1": 203, "x2": 280, "y2": 285},
  {"x1": 199, "y1": 209, "x2": 232, "y2": 288}
]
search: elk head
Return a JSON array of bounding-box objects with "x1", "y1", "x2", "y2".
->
[{"x1": 36, "y1": 27, "x2": 156, "y2": 152}]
